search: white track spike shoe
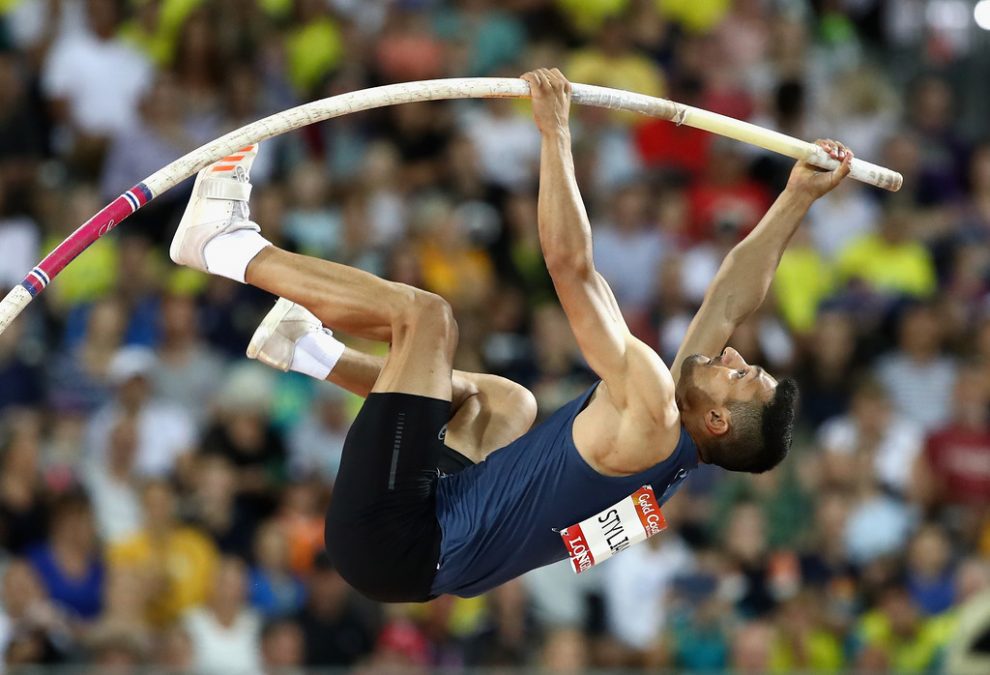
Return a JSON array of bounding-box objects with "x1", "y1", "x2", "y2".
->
[
  {"x1": 246, "y1": 298, "x2": 325, "y2": 372},
  {"x1": 169, "y1": 143, "x2": 261, "y2": 272}
]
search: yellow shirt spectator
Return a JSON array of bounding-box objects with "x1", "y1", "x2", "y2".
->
[
  {"x1": 836, "y1": 231, "x2": 936, "y2": 298},
  {"x1": 857, "y1": 607, "x2": 955, "y2": 673},
  {"x1": 774, "y1": 241, "x2": 835, "y2": 334},
  {"x1": 119, "y1": 0, "x2": 203, "y2": 66},
  {"x1": 556, "y1": 0, "x2": 629, "y2": 36},
  {"x1": 109, "y1": 525, "x2": 219, "y2": 627},
  {"x1": 41, "y1": 235, "x2": 118, "y2": 310},
  {"x1": 286, "y1": 15, "x2": 344, "y2": 96},
  {"x1": 657, "y1": 0, "x2": 731, "y2": 34}
]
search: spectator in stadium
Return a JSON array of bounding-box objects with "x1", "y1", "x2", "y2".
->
[
  {"x1": 836, "y1": 201, "x2": 937, "y2": 301},
  {"x1": 41, "y1": 0, "x2": 153, "y2": 172},
  {"x1": 287, "y1": 385, "x2": 351, "y2": 482},
  {"x1": 792, "y1": 309, "x2": 858, "y2": 427},
  {"x1": 108, "y1": 479, "x2": 218, "y2": 627},
  {"x1": 853, "y1": 584, "x2": 953, "y2": 672},
  {"x1": 82, "y1": 413, "x2": 143, "y2": 544},
  {"x1": 260, "y1": 617, "x2": 306, "y2": 674},
  {"x1": 248, "y1": 519, "x2": 306, "y2": 620},
  {"x1": 905, "y1": 523, "x2": 957, "y2": 616},
  {"x1": 47, "y1": 297, "x2": 126, "y2": 414},
  {"x1": 592, "y1": 181, "x2": 667, "y2": 317},
  {"x1": 0, "y1": 559, "x2": 71, "y2": 666},
  {"x1": 27, "y1": 491, "x2": 105, "y2": 622},
  {"x1": 295, "y1": 553, "x2": 377, "y2": 668},
  {"x1": 818, "y1": 376, "x2": 924, "y2": 495},
  {"x1": 915, "y1": 367, "x2": 990, "y2": 509},
  {"x1": 183, "y1": 556, "x2": 262, "y2": 674},
  {"x1": 0, "y1": 416, "x2": 48, "y2": 554},
  {"x1": 151, "y1": 291, "x2": 225, "y2": 430},
  {"x1": 200, "y1": 363, "x2": 286, "y2": 513},
  {"x1": 85, "y1": 346, "x2": 196, "y2": 479},
  {"x1": 875, "y1": 302, "x2": 958, "y2": 432}
]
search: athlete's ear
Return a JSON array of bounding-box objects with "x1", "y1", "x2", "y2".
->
[{"x1": 704, "y1": 407, "x2": 730, "y2": 436}]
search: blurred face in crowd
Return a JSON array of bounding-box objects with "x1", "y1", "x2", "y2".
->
[
  {"x1": 1, "y1": 560, "x2": 44, "y2": 616},
  {"x1": 908, "y1": 525, "x2": 951, "y2": 578},
  {"x1": 897, "y1": 305, "x2": 942, "y2": 358},
  {"x1": 731, "y1": 621, "x2": 775, "y2": 673},
  {"x1": 52, "y1": 498, "x2": 97, "y2": 552},
  {"x1": 211, "y1": 557, "x2": 248, "y2": 609},
  {"x1": 160, "y1": 293, "x2": 198, "y2": 343},
  {"x1": 86, "y1": 299, "x2": 127, "y2": 349},
  {"x1": 87, "y1": 0, "x2": 120, "y2": 40},
  {"x1": 262, "y1": 621, "x2": 304, "y2": 668},
  {"x1": 142, "y1": 481, "x2": 177, "y2": 531},
  {"x1": 254, "y1": 521, "x2": 290, "y2": 573},
  {"x1": 723, "y1": 502, "x2": 767, "y2": 564},
  {"x1": 611, "y1": 184, "x2": 649, "y2": 233},
  {"x1": 970, "y1": 144, "x2": 990, "y2": 193},
  {"x1": 881, "y1": 587, "x2": 920, "y2": 637},
  {"x1": 912, "y1": 76, "x2": 953, "y2": 133},
  {"x1": 308, "y1": 564, "x2": 349, "y2": 615},
  {"x1": 850, "y1": 381, "x2": 892, "y2": 436},
  {"x1": 117, "y1": 374, "x2": 151, "y2": 412},
  {"x1": 952, "y1": 369, "x2": 989, "y2": 427}
]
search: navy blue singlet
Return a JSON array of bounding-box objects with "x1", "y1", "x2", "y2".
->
[{"x1": 430, "y1": 382, "x2": 699, "y2": 597}]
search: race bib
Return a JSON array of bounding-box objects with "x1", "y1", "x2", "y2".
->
[{"x1": 559, "y1": 485, "x2": 667, "y2": 574}]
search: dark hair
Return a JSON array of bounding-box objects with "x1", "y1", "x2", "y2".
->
[{"x1": 707, "y1": 378, "x2": 799, "y2": 473}]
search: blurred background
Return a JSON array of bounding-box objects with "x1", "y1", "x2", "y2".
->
[{"x1": 0, "y1": 0, "x2": 989, "y2": 673}]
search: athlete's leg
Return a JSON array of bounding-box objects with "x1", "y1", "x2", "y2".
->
[
  {"x1": 249, "y1": 298, "x2": 538, "y2": 460},
  {"x1": 245, "y1": 246, "x2": 455, "y2": 400},
  {"x1": 327, "y1": 348, "x2": 536, "y2": 457}
]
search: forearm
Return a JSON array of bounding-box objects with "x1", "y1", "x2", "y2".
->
[
  {"x1": 537, "y1": 128, "x2": 594, "y2": 273},
  {"x1": 708, "y1": 189, "x2": 813, "y2": 322}
]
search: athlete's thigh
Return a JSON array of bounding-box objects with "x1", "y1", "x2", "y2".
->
[{"x1": 445, "y1": 374, "x2": 537, "y2": 461}]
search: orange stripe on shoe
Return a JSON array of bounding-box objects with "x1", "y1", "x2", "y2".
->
[
  {"x1": 221, "y1": 154, "x2": 245, "y2": 162},
  {"x1": 211, "y1": 164, "x2": 237, "y2": 172},
  {"x1": 238, "y1": 145, "x2": 255, "y2": 152}
]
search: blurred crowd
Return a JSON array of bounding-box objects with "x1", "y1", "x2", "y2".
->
[{"x1": 1, "y1": 0, "x2": 989, "y2": 673}]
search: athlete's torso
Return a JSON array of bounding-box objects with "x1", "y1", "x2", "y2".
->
[{"x1": 430, "y1": 382, "x2": 698, "y2": 597}]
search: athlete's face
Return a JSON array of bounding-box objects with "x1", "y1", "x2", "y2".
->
[{"x1": 677, "y1": 347, "x2": 777, "y2": 411}]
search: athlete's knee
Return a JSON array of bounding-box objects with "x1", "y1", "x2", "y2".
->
[
  {"x1": 395, "y1": 287, "x2": 458, "y2": 348},
  {"x1": 510, "y1": 385, "x2": 538, "y2": 428},
  {"x1": 475, "y1": 374, "x2": 537, "y2": 426}
]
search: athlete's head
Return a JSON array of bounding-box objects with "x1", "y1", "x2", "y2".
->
[{"x1": 676, "y1": 347, "x2": 798, "y2": 473}]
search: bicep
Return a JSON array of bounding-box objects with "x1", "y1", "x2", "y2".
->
[{"x1": 551, "y1": 269, "x2": 631, "y2": 383}]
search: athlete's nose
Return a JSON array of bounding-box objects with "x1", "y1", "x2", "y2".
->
[{"x1": 721, "y1": 347, "x2": 746, "y2": 368}]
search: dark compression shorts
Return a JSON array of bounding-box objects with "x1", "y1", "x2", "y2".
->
[{"x1": 324, "y1": 392, "x2": 457, "y2": 603}]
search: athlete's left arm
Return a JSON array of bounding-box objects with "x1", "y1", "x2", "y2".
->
[{"x1": 669, "y1": 140, "x2": 853, "y2": 383}]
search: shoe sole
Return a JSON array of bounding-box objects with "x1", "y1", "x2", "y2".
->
[
  {"x1": 246, "y1": 297, "x2": 296, "y2": 363},
  {"x1": 169, "y1": 168, "x2": 210, "y2": 266}
]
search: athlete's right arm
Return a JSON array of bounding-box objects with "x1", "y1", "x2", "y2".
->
[{"x1": 524, "y1": 69, "x2": 672, "y2": 413}]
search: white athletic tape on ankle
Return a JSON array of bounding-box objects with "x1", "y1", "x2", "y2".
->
[
  {"x1": 203, "y1": 228, "x2": 271, "y2": 283},
  {"x1": 199, "y1": 178, "x2": 252, "y2": 202},
  {"x1": 290, "y1": 329, "x2": 346, "y2": 380}
]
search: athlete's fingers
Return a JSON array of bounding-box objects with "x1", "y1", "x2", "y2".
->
[
  {"x1": 550, "y1": 68, "x2": 570, "y2": 93},
  {"x1": 831, "y1": 150, "x2": 853, "y2": 185}
]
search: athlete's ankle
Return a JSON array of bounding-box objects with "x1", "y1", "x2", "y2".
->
[
  {"x1": 203, "y1": 228, "x2": 271, "y2": 283},
  {"x1": 290, "y1": 329, "x2": 345, "y2": 380}
]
